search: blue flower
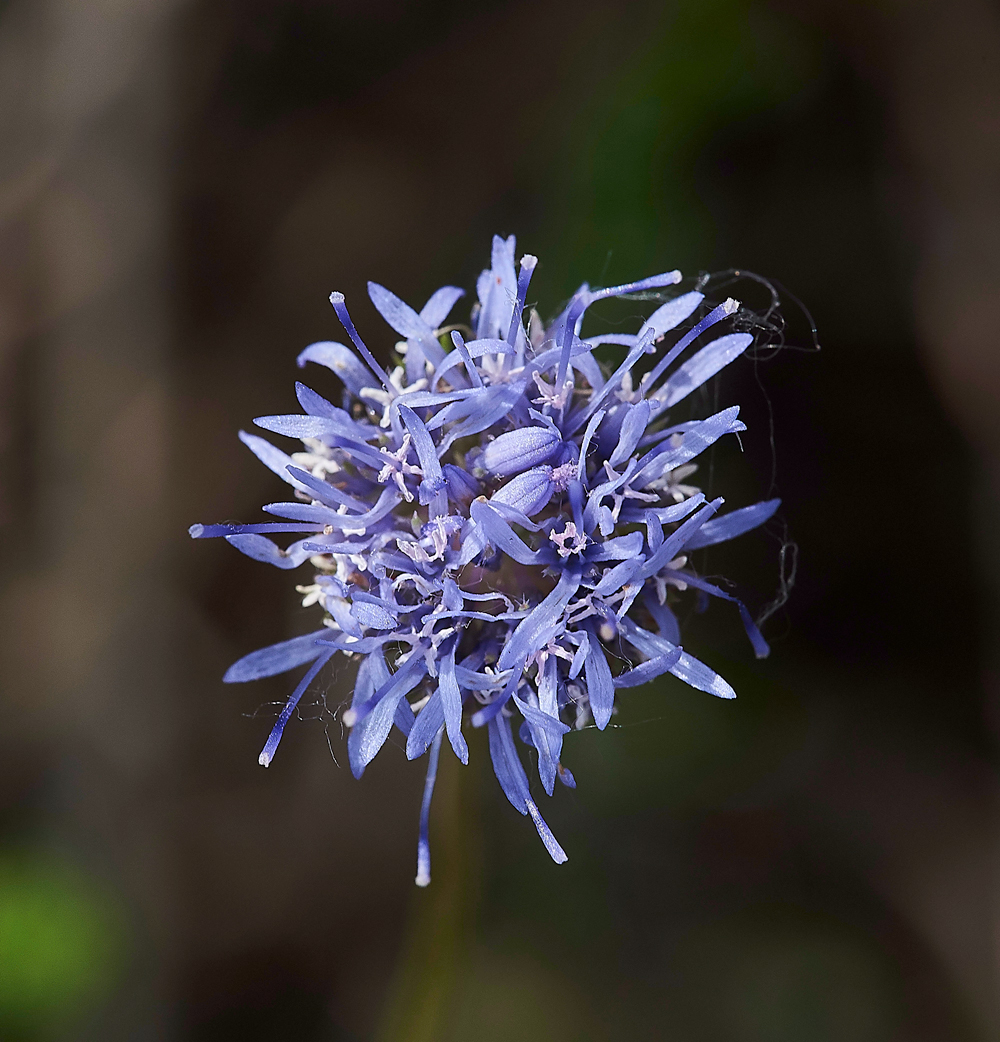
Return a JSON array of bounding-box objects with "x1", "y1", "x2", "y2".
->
[{"x1": 190, "y1": 235, "x2": 780, "y2": 885}]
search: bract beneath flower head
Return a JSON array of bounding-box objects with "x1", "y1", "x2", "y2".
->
[{"x1": 190, "y1": 234, "x2": 782, "y2": 885}]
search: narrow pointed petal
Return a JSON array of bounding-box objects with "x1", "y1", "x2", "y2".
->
[
  {"x1": 638, "y1": 291, "x2": 704, "y2": 339},
  {"x1": 526, "y1": 799, "x2": 568, "y2": 864},
  {"x1": 406, "y1": 690, "x2": 445, "y2": 760},
  {"x1": 225, "y1": 534, "x2": 315, "y2": 569},
  {"x1": 258, "y1": 649, "x2": 336, "y2": 767},
  {"x1": 608, "y1": 400, "x2": 651, "y2": 468},
  {"x1": 439, "y1": 643, "x2": 469, "y2": 764},
  {"x1": 296, "y1": 341, "x2": 375, "y2": 397},
  {"x1": 469, "y1": 499, "x2": 545, "y2": 566},
  {"x1": 415, "y1": 729, "x2": 444, "y2": 887},
  {"x1": 614, "y1": 646, "x2": 683, "y2": 688},
  {"x1": 584, "y1": 631, "x2": 615, "y2": 729},
  {"x1": 420, "y1": 285, "x2": 465, "y2": 329},
  {"x1": 224, "y1": 630, "x2": 329, "y2": 683},
  {"x1": 348, "y1": 656, "x2": 429, "y2": 776},
  {"x1": 368, "y1": 281, "x2": 433, "y2": 340},
  {"x1": 237, "y1": 431, "x2": 302, "y2": 487},
  {"x1": 684, "y1": 498, "x2": 781, "y2": 549},
  {"x1": 665, "y1": 571, "x2": 770, "y2": 658},
  {"x1": 498, "y1": 569, "x2": 582, "y2": 671},
  {"x1": 656, "y1": 333, "x2": 753, "y2": 407}
]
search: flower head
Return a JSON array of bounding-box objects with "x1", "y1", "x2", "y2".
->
[{"x1": 191, "y1": 235, "x2": 780, "y2": 884}]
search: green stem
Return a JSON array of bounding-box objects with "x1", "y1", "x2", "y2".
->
[{"x1": 375, "y1": 745, "x2": 481, "y2": 1042}]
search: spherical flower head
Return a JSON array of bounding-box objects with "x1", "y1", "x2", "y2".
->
[{"x1": 191, "y1": 235, "x2": 781, "y2": 885}]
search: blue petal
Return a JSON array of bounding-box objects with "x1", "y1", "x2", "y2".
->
[
  {"x1": 614, "y1": 646, "x2": 683, "y2": 688},
  {"x1": 191, "y1": 522, "x2": 322, "y2": 538},
  {"x1": 656, "y1": 333, "x2": 753, "y2": 407},
  {"x1": 237, "y1": 431, "x2": 302, "y2": 487},
  {"x1": 590, "y1": 558, "x2": 643, "y2": 598},
  {"x1": 295, "y1": 382, "x2": 340, "y2": 419},
  {"x1": 608, "y1": 400, "x2": 651, "y2": 468},
  {"x1": 476, "y1": 235, "x2": 518, "y2": 339},
  {"x1": 636, "y1": 498, "x2": 723, "y2": 582},
  {"x1": 442, "y1": 463, "x2": 481, "y2": 505},
  {"x1": 619, "y1": 494, "x2": 706, "y2": 527},
  {"x1": 258, "y1": 648, "x2": 336, "y2": 766},
  {"x1": 623, "y1": 621, "x2": 735, "y2": 699},
  {"x1": 643, "y1": 592, "x2": 681, "y2": 643},
  {"x1": 497, "y1": 568, "x2": 582, "y2": 671},
  {"x1": 431, "y1": 337, "x2": 513, "y2": 391},
  {"x1": 299, "y1": 487, "x2": 401, "y2": 533},
  {"x1": 420, "y1": 285, "x2": 465, "y2": 329},
  {"x1": 399, "y1": 404, "x2": 446, "y2": 500},
  {"x1": 588, "y1": 531, "x2": 643, "y2": 561},
  {"x1": 439, "y1": 642, "x2": 469, "y2": 764},
  {"x1": 482, "y1": 426, "x2": 561, "y2": 477},
  {"x1": 262, "y1": 501, "x2": 341, "y2": 523},
  {"x1": 634, "y1": 407, "x2": 744, "y2": 484},
  {"x1": 415, "y1": 729, "x2": 444, "y2": 887},
  {"x1": 406, "y1": 690, "x2": 444, "y2": 760},
  {"x1": 514, "y1": 692, "x2": 570, "y2": 796},
  {"x1": 347, "y1": 655, "x2": 429, "y2": 776},
  {"x1": 320, "y1": 633, "x2": 410, "y2": 655},
  {"x1": 684, "y1": 498, "x2": 781, "y2": 549},
  {"x1": 223, "y1": 630, "x2": 329, "y2": 683},
  {"x1": 225, "y1": 534, "x2": 314, "y2": 569},
  {"x1": 254, "y1": 417, "x2": 383, "y2": 469},
  {"x1": 488, "y1": 714, "x2": 529, "y2": 814},
  {"x1": 638, "y1": 291, "x2": 704, "y2": 339},
  {"x1": 368, "y1": 281, "x2": 432, "y2": 340},
  {"x1": 433, "y1": 382, "x2": 527, "y2": 454},
  {"x1": 665, "y1": 571, "x2": 770, "y2": 659},
  {"x1": 644, "y1": 299, "x2": 739, "y2": 389},
  {"x1": 353, "y1": 646, "x2": 390, "y2": 708},
  {"x1": 583, "y1": 630, "x2": 615, "y2": 729},
  {"x1": 296, "y1": 341, "x2": 376, "y2": 397},
  {"x1": 488, "y1": 715, "x2": 568, "y2": 864},
  {"x1": 526, "y1": 798, "x2": 568, "y2": 864},
  {"x1": 350, "y1": 600, "x2": 398, "y2": 631},
  {"x1": 469, "y1": 500, "x2": 545, "y2": 566},
  {"x1": 284, "y1": 466, "x2": 369, "y2": 512},
  {"x1": 490, "y1": 467, "x2": 556, "y2": 517}
]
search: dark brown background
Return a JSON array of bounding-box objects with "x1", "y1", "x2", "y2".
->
[{"x1": 1, "y1": 0, "x2": 999, "y2": 1039}]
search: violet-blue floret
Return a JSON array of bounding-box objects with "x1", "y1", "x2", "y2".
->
[{"x1": 190, "y1": 235, "x2": 780, "y2": 885}]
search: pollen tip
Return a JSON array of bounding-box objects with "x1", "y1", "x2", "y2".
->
[
  {"x1": 723, "y1": 297, "x2": 740, "y2": 314},
  {"x1": 188, "y1": 523, "x2": 205, "y2": 538},
  {"x1": 342, "y1": 707, "x2": 358, "y2": 728},
  {"x1": 329, "y1": 291, "x2": 345, "y2": 304},
  {"x1": 415, "y1": 871, "x2": 431, "y2": 887},
  {"x1": 258, "y1": 752, "x2": 271, "y2": 767}
]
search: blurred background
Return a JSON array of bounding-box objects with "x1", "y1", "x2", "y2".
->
[{"x1": 1, "y1": 0, "x2": 999, "y2": 1039}]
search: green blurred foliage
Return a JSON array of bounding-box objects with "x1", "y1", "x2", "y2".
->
[
  {"x1": 534, "y1": 0, "x2": 820, "y2": 298},
  {"x1": 0, "y1": 849, "x2": 127, "y2": 1040},
  {"x1": 570, "y1": 660, "x2": 806, "y2": 816},
  {"x1": 666, "y1": 907, "x2": 905, "y2": 1042}
]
